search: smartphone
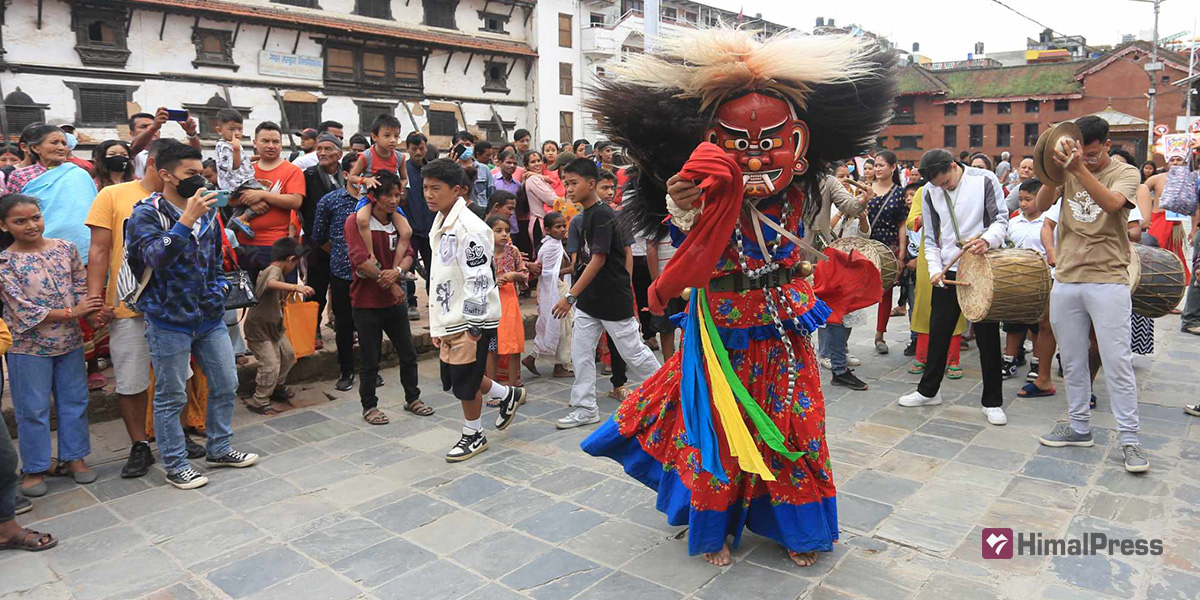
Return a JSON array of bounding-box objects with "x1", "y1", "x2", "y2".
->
[
  {"x1": 212, "y1": 190, "x2": 231, "y2": 208},
  {"x1": 165, "y1": 109, "x2": 189, "y2": 122}
]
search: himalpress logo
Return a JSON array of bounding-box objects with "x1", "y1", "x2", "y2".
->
[{"x1": 982, "y1": 527, "x2": 1163, "y2": 559}]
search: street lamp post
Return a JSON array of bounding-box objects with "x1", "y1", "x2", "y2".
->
[{"x1": 1132, "y1": 0, "x2": 1164, "y2": 160}]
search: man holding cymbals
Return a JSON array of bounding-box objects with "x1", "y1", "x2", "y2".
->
[{"x1": 1034, "y1": 116, "x2": 1148, "y2": 473}]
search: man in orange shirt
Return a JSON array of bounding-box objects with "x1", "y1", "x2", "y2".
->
[{"x1": 232, "y1": 121, "x2": 305, "y2": 280}]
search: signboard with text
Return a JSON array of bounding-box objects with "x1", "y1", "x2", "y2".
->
[{"x1": 259, "y1": 51, "x2": 324, "y2": 81}]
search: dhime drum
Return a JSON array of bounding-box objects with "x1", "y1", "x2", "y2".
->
[
  {"x1": 830, "y1": 237, "x2": 899, "y2": 290},
  {"x1": 954, "y1": 249, "x2": 1051, "y2": 323},
  {"x1": 1128, "y1": 244, "x2": 1186, "y2": 318}
]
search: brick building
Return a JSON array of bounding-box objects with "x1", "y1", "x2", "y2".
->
[{"x1": 881, "y1": 41, "x2": 1197, "y2": 165}]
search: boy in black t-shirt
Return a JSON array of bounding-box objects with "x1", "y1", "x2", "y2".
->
[{"x1": 551, "y1": 159, "x2": 661, "y2": 429}]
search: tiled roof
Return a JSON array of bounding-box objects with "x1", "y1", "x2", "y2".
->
[
  {"x1": 897, "y1": 64, "x2": 949, "y2": 95},
  {"x1": 107, "y1": 0, "x2": 539, "y2": 58},
  {"x1": 934, "y1": 62, "x2": 1082, "y2": 102}
]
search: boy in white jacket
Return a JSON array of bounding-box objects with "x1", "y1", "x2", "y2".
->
[{"x1": 425, "y1": 159, "x2": 525, "y2": 462}]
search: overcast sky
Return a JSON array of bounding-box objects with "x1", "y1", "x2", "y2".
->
[{"x1": 696, "y1": 0, "x2": 1200, "y2": 63}]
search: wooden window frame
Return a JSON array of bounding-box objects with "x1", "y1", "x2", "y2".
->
[
  {"x1": 997, "y1": 102, "x2": 1012, "y2": 115},
  {"x1": 478, "y1": 11, "x2": 511, "y2": 34},
  {"x1": 1023, "y1": 123, "x2": 1039, "y2": 146},
  {"x1": 996, "y1": 123, "x2": 1011, "y2": 147},
  {"x1": 559, "y1": 111, "x2": 574, "y2": 144},
  {"x1": 63, "y1": 82, "x2": 139, "y2": 127},
  {"x1": 1054, "y1": 99, "x2": 1070, "y2": 112},
  {"x1": 191, "y1": 28, "x2": 237, "y2": 70},
  {"x1": 323, "y1": 44, "x2": 424, "y2": 96},
  {"x1": 559, "y1": 62, "x2": 573, "y2": 96},
  {"x1": 428, "y1": 109, "x2": 459, "y2": 137},
  {"x1": 558, "y1": 13, "x2": 573, "y2": 48},
  {"x1": 944, "y1": 103, "x2": 957, "y2": 117},
  {"x1": 355, "y1": 0, "x2": 393, "y2": 20},
  {"x1": 70, "y1": 3, "x2": 131, "y2": 67},
  {"x1": 483, "y1": 60, "x2": 511, "y2": 94},
  {"x1": 968, "y1": 124, "x2": 984, "y2": 148},
  {"x1": 943, "y1": 125, "x2": 957, "y2": 149},
  {"x1": 1025, "y1": 99, "x2": 1040, "y2": 113},
  {"x1": 424, "y1": 0, "x2": 459, "y2": 29},
  {"x1": 969, "y1": 101, "x2": 984, "y2": 115}
]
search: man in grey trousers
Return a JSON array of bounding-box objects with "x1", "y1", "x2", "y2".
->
[{"x1": 1035, "y1": 116, "x2": 1148, "y2": 473}]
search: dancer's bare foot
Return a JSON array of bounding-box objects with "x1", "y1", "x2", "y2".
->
[
  {"x1": 789, "y1": 551, "x2": 818, "y2": 567},
  {"x1": 704, "y1": 544, "x2": 732, "y2": 566}
]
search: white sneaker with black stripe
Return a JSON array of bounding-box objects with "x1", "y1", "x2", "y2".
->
[
  {"x1": 166, "y1": 467, "x2": 209, "y2": 490},
  {"x1": 446, "y1": 428, "x2": 488, "y2": 463},
  {"x1": 495, "y1": 386, "x2": 526, "y2": 431},
  {"x1": 205, "y1": 450, "x2": 259, "y2": 469}
]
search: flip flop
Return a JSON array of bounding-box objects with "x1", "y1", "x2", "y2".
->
[
  {"x1": 1018, "y1": 383, "x2": 1055, "y2": 398},
  {"x1": 87, "y1": 372, "x2": 107, "y2": 391},
  {"x1": 1, "y1": 530, "x2": 57, "y2": 552}
]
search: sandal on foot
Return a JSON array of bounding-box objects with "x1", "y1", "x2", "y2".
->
[
  {"x1": 907, "y1": 361, "x2": 926, "y2": 375},
  {"x1": 246, "y1": 402, "x2": 280, "y2": 416},
  {"x1": 947, "y1": 366, "x2": 963, "y2": 379},
  {"x1": 270, "y1": 387, "x2": 295, "y2": 402},
  {"x1": 404, "y1": 400, "x2": 435, "y2": 417},
  {"x1": 1017, "y1": 383, "x2": 1056, "y2": 398},
  {"x1": 1, "y1": 530, "x2": 58, "y2": 552},
  {"x1": 87, "y1": 372, "x2": 107, "y2": 391},
  {"x1": 608, "y1": 387, "x2": 630, "y2": 401},
  {"x1": 363, "y1": 408, "x2": 390, "y2": 425},
  {"x1": 553, "y1": 367, "x2": 575, "y2": 378},
  {"x1": 789, "y1": 551, "x2": 818, "y2": 567}
]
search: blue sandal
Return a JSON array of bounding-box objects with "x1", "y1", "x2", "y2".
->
[{"x1": 1018, "y1": 383, "x2": 1055, "y2": 398}]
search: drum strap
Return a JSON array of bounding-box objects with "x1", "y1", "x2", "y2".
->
[
  {"x1": 749, "y1": 206, "x2": 826, "y2": 262},
  {"x1": 942, "y1": 187, "x2": 965, "y2": 245}
]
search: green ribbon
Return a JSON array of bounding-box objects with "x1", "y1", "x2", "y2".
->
[{"x1": 697, "y1": 288, "x2": 802, "y2": 462}]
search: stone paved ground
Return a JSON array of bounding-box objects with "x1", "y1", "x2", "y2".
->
[{"x1": 3, "y1": 318, "x2": 1200, "y2": 600}]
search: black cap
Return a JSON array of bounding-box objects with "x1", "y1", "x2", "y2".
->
[{"x1": 296, "y1": 127, "x2": 318, "y2": 139}]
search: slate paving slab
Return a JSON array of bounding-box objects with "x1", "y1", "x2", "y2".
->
[{"x1": 12, "y1": 319, "x2": 1199, "y2": 600}]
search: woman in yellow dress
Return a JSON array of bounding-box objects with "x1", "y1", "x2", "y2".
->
[{"x1": 907, "y1": 185, "x2": 967, "y2": 378}]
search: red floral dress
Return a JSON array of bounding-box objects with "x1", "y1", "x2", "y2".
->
[{"x1": 582, "y1": 189, "x2": 838, "y2": 556}]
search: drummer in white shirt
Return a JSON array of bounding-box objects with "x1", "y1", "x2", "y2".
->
[{"x1": 1003, "y1": 179, "x2": 1049, "y2": 384}]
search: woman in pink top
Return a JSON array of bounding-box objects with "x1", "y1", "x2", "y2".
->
[{"x1": 518, "y1": 151, "x2": 556, "y2": 257}]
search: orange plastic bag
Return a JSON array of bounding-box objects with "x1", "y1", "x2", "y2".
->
[{"x1": 283, "y1": 293, "x2": 319, "y2": 359}]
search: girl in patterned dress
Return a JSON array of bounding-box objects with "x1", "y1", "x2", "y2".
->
[
  {"x1": 0, "y1": 194, "x2": 105, "y2": 496},
  {"x1": 487, "y1": 215, "x2": 527, "y2": 402}
]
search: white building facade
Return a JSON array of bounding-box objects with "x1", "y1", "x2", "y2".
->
[
  {"x1": 0, "y1": 0, "x2": 788, "y2": 154},
  {"x1": 0, "y1": 0, "x2": 540, "y2": 153},
  {"x1": 532, "y1": 0, "x2": 787, "y2": 147}
]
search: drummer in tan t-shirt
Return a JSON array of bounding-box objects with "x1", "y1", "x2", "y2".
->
[{"x1": 1033, "y1": 115, "x2": 1147, "y2": 474}]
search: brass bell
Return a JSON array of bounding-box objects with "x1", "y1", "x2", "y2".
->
[{"x1": 796, "y1": 261, "x2": 814, "y2": 278}]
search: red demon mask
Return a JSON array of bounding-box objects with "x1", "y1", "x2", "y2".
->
[{"x1": 706, "y1": 92, "x2": 809, "y2": 198}]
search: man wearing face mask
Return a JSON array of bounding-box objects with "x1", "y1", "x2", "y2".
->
[
  {"x1": 125, "y1": 140, "x2": 259, "y2": 490},
  {"x1": 85, "y1": 139, "x2": 169, "y2": 479}
]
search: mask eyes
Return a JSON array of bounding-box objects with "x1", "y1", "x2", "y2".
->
[
  {"x1": 733, "y1": 139, "x2": 750, "y2": 151},
  {"x1": 760, "y1": 139, "x2": 774, "y2": 151},
  {"x1": 708, "y1": 131, "x2": 718, "y2": 145}
]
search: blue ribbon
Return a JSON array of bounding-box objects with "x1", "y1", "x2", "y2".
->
[{"x1": 679, "y1": 292, "x2": 727, "y2": 483}]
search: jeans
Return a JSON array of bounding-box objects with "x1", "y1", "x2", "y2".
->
[
  {"x1": 1182, "y1": 234, "x2": 1200, "y2": 330},
  {"x1": 1, "y1": 402, "x2": 20, "y2": 523},
  {"x1": 571, "y1": 309, "x2": 661, "y2": 413},
  {"x1": 329, "y1": 277, "x2": 357, "y2": 376},
  {"x1": 352, "y1": 305, "x2": 421, "y2": 411},
  {"x1": 1051, "y1": 282, "x2": 1140, "y2": 445},
  {"x1": 918, "y1": 273, "x2": 1003, "y2": 407},
  {"x1": 145, "y1": 321, "x2": 239, "y2": 474},
  {"x1": 823, "y1": 323, "x2": 852, "y2": 375},
  {"x1": 9, "y1": 349, "x2": 91, "y2": 474}
]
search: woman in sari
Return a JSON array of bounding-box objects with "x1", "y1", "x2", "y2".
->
[{"x1": 10, "y1": 125, "x2": 109, "y2": 388}]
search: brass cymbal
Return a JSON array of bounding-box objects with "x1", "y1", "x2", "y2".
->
[{"x1": 1034, "y1": 121, "x2": 1084, "y2": 187}]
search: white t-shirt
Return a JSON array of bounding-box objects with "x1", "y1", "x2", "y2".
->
[
  {"x1": 291, "y1": 151, "x2": 320, "y2": 171},
  {"x1": 1007, "y1": 212, "x2": 1048, "y2": 255},
  {"x1": 653, "y1": 238, "x2": 676, "y2": 272},
  {"x1": 132, "y1": 150, "x2": 149, "y2": 179}
]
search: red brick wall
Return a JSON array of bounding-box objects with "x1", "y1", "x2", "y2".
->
[{"x1": 879, "y1": 57, "x2": 1191, "y2": 166}]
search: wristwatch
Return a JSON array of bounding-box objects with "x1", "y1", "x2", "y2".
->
[{"x1": 565, "y1": 293, "x2": 578, "y2": 305}]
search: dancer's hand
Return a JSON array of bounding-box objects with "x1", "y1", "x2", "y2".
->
[{"x1": 667, "y1": 174, "x2": 702, "y2": 210}]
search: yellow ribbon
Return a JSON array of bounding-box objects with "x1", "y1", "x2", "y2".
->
[{"x1": 697, "y1": 307, "x2": 775, "y2": 481}]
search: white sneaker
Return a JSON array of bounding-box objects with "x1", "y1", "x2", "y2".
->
[
  {"x1": 847, "y1": 354, "x2": 862, "y2": 367},
  {"x1": 818, "y1": 356, "x2": 832, "y2": 370},
  {"x1": 898, "y1": 390, "x2": 942, "y2": 407},
  {"x1": 556, "y1": 409, "x2": 601, "y2": 429},
  {"x1": 982, "y1": 406, "x2": 1008, "y2": 426}
]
